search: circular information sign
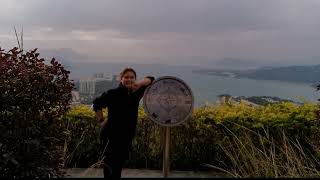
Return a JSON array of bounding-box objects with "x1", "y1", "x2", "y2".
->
[{"x1": 143, "y1": 76, "x2": 194, "y2": 127}]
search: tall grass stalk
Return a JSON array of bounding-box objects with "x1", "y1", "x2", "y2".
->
[{"x1": 210, "y1": 122, "x2": 320, "y2": 178}]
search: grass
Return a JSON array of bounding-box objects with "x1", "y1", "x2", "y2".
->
[
  {"x1": 62, "y1": 118, "x2": 320, "y2": 178},
  {"x1": 206, "y1": 122, "x2": 320, "y2": 178}
]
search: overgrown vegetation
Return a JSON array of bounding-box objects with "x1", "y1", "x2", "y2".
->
[
  {"x1": 0, "y1": 47, "x2": 73, "y2": 178},
  {"x1": 63, "y1": 100, "x2": 320, "y2": 177}
]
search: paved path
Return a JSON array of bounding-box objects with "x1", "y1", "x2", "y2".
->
[{"x1": 64, "y1": 168, "x2": 226, "y2": 178}]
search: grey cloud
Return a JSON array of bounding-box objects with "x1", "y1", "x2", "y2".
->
[
  {"x1": 1, "y1": 0, "x2": 320, "y2": 67},
  {"x1": 4, "y1": 0, "x2": 318, "y2": 34}
]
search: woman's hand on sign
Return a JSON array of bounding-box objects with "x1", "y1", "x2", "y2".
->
[
  {"x1": 131, "y1": 77, "x2": 153, "y2": 92},
  {"x1": 131, "y1": 82, "x2": 141, "y2": 92}
]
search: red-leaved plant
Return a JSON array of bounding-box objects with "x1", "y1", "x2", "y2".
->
[{"x1": 0, "y1": 47, "x2": 73, "y2": 177}]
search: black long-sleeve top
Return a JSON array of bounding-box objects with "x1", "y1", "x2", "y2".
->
[{"x1": 92, "y1": 76, "x2": 155, "y2": 143}]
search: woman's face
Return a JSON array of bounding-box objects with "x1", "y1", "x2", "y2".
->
[{"x1": 121, "y1": 71, "x2": 136, "y2": 89}]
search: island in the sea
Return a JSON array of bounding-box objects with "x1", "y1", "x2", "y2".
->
[{"x1": 193, "y1": 64, "x2": 320, "y2": 85}]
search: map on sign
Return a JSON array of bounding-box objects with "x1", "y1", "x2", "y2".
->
[{"x1": 143, "y1": 76, "x2": 194, "y2": 127}]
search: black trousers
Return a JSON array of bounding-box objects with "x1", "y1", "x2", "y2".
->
[
  {"x1": 102, "y1": 148, "x2": 125, "y2": 178},
  {"x1": 100, "y1": 130, "x2": 131, "y2": 178}
]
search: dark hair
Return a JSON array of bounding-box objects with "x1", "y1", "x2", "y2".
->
[{"x1": 120, "y1": 67, "x2": 137, "y2": 79}]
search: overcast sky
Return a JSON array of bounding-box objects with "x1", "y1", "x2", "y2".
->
[{"x1": 1, "y1": 0, "x2": 320, "y2": 67}]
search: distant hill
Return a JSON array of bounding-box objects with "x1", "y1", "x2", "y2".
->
[
  {"x1": 217, "y1": 94, "x2": 300, "y2": 106},
  {"x1": 193, "y1": 64, "x2": 320, "y2": 84},
  {"x1": 238, "y1": 65, "x2": 320, "y2": 84},
  {"x1": 214, "y1": 57, "x2": 264, "y2": 70}
]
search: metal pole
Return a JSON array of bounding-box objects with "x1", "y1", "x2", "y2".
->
[
  {"x1": 163, "y1": 126, "x2": 170, "y2": 178},
  {"x1": 162, "y1": 127, "x2": 166, "y2": 177}
]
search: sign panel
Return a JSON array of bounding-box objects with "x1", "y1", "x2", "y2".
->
[{"x1": 143, "y1": 76, "x2": 194, "y2": 127}]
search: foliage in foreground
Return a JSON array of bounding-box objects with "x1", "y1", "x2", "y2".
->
[
  {"x1": 0, "y1": 47, "x2": 73, "y2": 178},
  {"x1": 63, "y1": 101, "x2": 320, "y2": 177}
]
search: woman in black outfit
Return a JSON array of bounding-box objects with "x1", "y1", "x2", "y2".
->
[{"x1": 92, "y1": 67, "x2": 155, "y2": 178}]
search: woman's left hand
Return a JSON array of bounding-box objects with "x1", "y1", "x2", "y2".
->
[
  {"x1": 131, "y1": 77, "x2": 152, "y2": 91},
  {"x1": 131, "y1": 82, "x2": 141, "y2": 91}
]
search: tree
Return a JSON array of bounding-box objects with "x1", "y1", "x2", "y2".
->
[{"x1": 0, "y1": 47, "x2": 73, "y2": 177}]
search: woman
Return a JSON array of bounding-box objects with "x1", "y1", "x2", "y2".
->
[{"x1": 92, "y1": 67, "x2": 155, "y2": 178}]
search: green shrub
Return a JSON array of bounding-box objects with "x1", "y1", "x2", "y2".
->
[
  {"x1": 0, "y1": 47, "x2": 73, "y2": 178},
  {"x1": 63, "y1": 101, "x2": 320, "y2": 177},
  {"x1": 62, "y1": 105, "x2": 102, "y2": 168}
]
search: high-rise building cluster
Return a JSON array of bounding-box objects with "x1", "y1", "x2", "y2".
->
[{"x1": 79, "y1": 73, "x2": 118, "y2": 95}]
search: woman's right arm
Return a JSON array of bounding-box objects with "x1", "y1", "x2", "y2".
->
[
  {"x1": 95, "y1": 110, "x2": 104, "y2": 123},
  {"x1": 92, "y1": 91, "x2": 111, "y2": 124}
]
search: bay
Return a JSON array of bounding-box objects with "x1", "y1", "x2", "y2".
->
[{"x1": 69, "y1": 62, "x2": 319, "y2": 107}]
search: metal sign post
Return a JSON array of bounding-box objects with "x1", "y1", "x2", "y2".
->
[
  {"x1": 163, "y1": 126, "x2": 170, "y2": 178},
  {"x1": 143, "y1": 76, "x2": 194, "y2": 178}
]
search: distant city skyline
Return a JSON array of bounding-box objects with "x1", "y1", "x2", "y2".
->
[{"x1": 1, "y1": 0, "x2": 320, "y2": 68}]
